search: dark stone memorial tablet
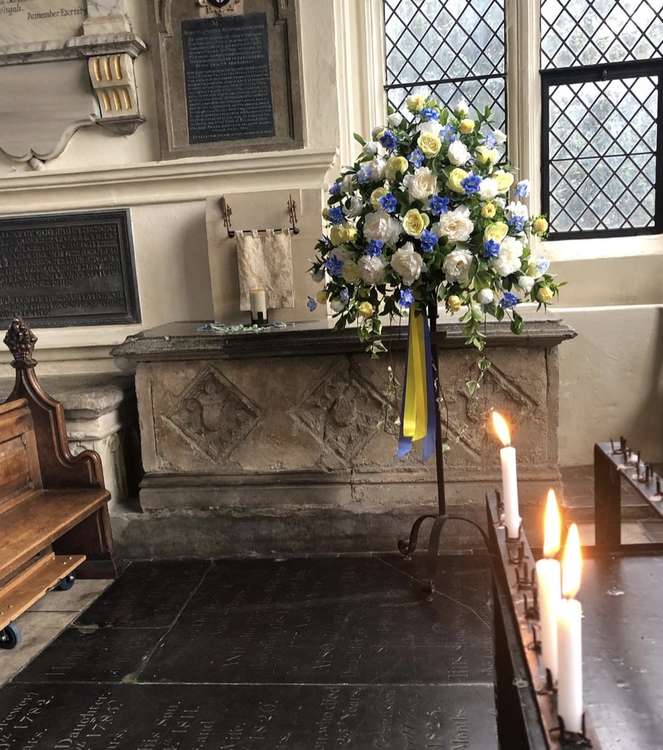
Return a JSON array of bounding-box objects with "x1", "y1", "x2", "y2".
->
[
  {"x1": 182, "y1": 15, "x2": 275, "y2": 144},
  {"x1": 0, "y1": 210, "x2": 140, "y2": 328}
]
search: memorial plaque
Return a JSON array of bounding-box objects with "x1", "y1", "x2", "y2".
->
[
  {"x1": 0, "y1": 210, "x2": 141, "y2": 328},
  {"x1": 151, "y1": 0, "x2": 303, "y2": 159},
  {"x1": 0, "y1": 0, "x2": 86, "y2": 48},
  {"x1": 182, "y1": 15, "x2": 275, "y2": 144}
]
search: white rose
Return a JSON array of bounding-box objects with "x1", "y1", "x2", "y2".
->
[
  {"x1": 345, "y1": 195, "x2": 364, "y2": 218},
  {"x1": 527, "y1": 256, "x2": 550, "y2": 278},
  {"x1": 365, "y1": 156, "x2": 385, "y2": 180},
  {"x1": 390, "y1": 242, "x2": 423, "y2": 286},
  {"x1": 358, "y1": 255, "x2": 386, "y2": 285},
  {"x1": 447, "y1": 139, "x2": 471, "y2": 166},
  {"x1": 490, "y1": 236, "x2": 523, "y2": 277},
  {"x1": 363, "y1": 210, "x2": 402, "y2": 246},
  {"x1": 493, "y1": 129, "x2": 507, "y2": 145},
  {"x1": 477, "y1": 288, "x2": 495, "y2": 305},
  {"x1": 362, "y1": 141, "x2": 379, "y2": 158},
  {"x1": 443, "y1": 247, "x2": 474, "y2": 285},
  {"x1": 435, "y1": 205, "x2": 474, "y2": 244},
  {"x1": 388, "y1": 112, "x2": 403, "y2": 128},
  {"x1": 330, "y1": 297, "x2": 347, "y2": 313},
  {"x1": 311, "y1": 267, "x2": 325, "y2": 283},
  {"x1": 403, "y1": 166, "x2": 437, "y2": 202},
  {"x1": 419, "y1": 119, "x2": 443, "y2": 136},
  {"x1": 341, "y1": 174, "x2": 354, "y2": 194},
  {"x1": 479, "y1": 178, "x2": 498, "y2": 201},
  {"x1": 518, "y1": 275, "x2": 535, "y2": 293},
  {"x1": 495, "y1": 197, "x2": 506, "y2": 209},
  {"x1": 506, "y1": 201, "x2": 529, "y2": 221},
  {"x1": 454, "y1": 98, "x2": 470, "y2": 116}
]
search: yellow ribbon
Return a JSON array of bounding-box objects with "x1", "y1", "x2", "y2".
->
[{"x1": 402, "y1": 312, "x2": 428, "y2": 442}]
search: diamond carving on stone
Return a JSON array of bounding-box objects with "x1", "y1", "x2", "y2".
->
[
  {"x1": 167, "y1": 368, "x2": 259, "y2": 460},
  {"x1": 291, "y1": 362, "x2": 391, "y2": 467}
]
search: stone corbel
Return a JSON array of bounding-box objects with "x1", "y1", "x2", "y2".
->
[{"x1": 87, "y1": 53, "x2": 143, "y2": 135}]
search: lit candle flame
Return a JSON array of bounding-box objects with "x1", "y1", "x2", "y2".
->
[
  {"x1": 491, "y1": 411, "x2": 511, "y2": 447},
  {"x1": 543, "y1": 489, "x2": 561, "y2": 558},
  {"x1": 561, "y1": 523, "x2": 582, "y2": 599}
]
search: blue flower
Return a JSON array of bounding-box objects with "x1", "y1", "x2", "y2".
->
[
  {"x1": 483, "y1": 239, "x2": 500, "y2": 259},
  {"x1": 500, "y1": 292, "x2": 519, "y2": 309},
  {"x1": 509, "y1": 216, "x2": 526, "y2": 233},
  {"x1": 421, "y1": 107, "x2": 439, "y2": 121},
  {"x1": 536, "y1": 258, "x2": 550, "y2": 276},
  {"x1": 429, "y1": 195, "x2": 450, "y2": 215},
  {"x1": 307, "y1": 296, "x2": 318, "y2": 312},
  {"x1": 339, "y1": 287, "x2": 350, "y2": 303},
  {"x1": 325, "y1": 256, "x2": 344, "y2": 277},
  {"x1": 327, "y1": 206, "x2": 345, "y2": 225},
  {"x1": 378, "y1": 193, "x2": 399, "y2": 214},
  {"x1": 483, "y1": 132, "x2": 497, "y2": 149},
  {"x1": 515, "y1": 180, "x2": 529, "y2": 199},
  {"x1": 357, "y1": 166, "x2": 371, "y2": 184},
  {"x1": 408, "y1": 148, "x2": 425, "y2": 168},
  {"x1": 398, "y1": 288, "x2": 415, "y2": 308},
  {"x1": 461, "y1": 173, "x2": 481, "y2": 195},
  {"x1": 365, "y1": 240, "x2": 384, "y2": 257},
  {"x1": 419, "y1": 230, "x2": 438, "y2": 253},
  {"x1": 380, "y1": 129, "x2": 398, "y2": 151},
  {"x1": 329, "y1": 182, "x2": 341, "y2": 195},
  {"x1": 440, "y1": 124, "x2": 457, "y2": 143}
]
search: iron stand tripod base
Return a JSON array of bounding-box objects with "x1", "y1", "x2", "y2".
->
[{"x1": 397, "y1": 304, "x2": 490, "y2": 599}]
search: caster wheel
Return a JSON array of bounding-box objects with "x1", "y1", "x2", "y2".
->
[
  {"x1": 55, "y1": 574, "x2": 76, "y2": 592},
  {"x1": 0, "y1": 624, "x2": 20, "y2": 650}
]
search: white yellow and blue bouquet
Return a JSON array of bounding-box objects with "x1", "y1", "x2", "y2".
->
[{"x1": 308, "y1": 95, "x2": 559, "y2": 357}]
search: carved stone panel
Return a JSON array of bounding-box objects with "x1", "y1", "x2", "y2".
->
[{"x1": 151, "y1": 0, "x2": 304, "y2": 159}]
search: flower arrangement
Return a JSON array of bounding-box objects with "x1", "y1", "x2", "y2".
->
[{"x1": 308, "y1": 96, "x2": 560, "y2": 358}]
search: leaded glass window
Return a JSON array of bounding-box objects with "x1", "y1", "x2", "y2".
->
[
  {"x1": 541, "y1": 1, "x2": 663, "y2": 239},
  {"x1": 383, "y1": 0, "x2": 507, "y2": 130}
]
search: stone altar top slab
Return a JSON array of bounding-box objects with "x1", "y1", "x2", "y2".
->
[{"x1": 111, "y1": 316, "x2": 576, "y2": 363}]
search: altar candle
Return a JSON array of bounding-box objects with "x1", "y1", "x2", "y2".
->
[
  {"x1": 535, "y1": 489, "x2": 561, "y2": 681},
  {"x1": 491, "y1": 411, "x2": 521, "y2": 538},
  {"x1": 249, "y1": 289, "x2": 267, "y2": 322},
  {"x1": 557, "y1": 523, "x2": 583, "y2": 734}
]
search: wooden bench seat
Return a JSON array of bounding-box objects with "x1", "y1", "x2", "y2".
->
[
  {"x1": 0, "y1": 488, "x2": 110, "y2": 583},
  {"x1": 0, "y1": 319, "x2": 116, "y2": 647}
]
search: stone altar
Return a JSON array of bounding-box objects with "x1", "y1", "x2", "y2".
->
[{"x1": 111, "y1": 317, "x2": 575, "y2": 557}]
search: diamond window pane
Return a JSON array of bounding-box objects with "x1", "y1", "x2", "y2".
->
[
  {"x1": 541, "y1": 0, "x2": 663, "y2": 68},
  {"x1": 547, "y1": 75, "x2": 659, "y2": 235}
]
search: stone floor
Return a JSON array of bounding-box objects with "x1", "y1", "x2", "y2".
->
[{"x1": 0, "y1": 556, "x2": 498, "y2": 749}]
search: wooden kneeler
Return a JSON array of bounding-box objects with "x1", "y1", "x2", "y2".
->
[{"x1": 0, "y1": 318, "x2": 117, "y2": 649}]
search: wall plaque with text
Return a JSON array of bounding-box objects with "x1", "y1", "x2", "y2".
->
[
  {"x1": 182, "y1": 15, "x2": 275, "y2": 144},
  {"x1": 151, "y1": 0, "x2": 303, "y2": 160},
  {"x1": 0, "y1": 210, "x2": 141, "y2": 328}
]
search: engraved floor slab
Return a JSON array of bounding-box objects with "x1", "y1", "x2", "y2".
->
[
  {"x1": 142, "y1": 556, "x2": 493, "y2": 684},
  {"x1": 0, "y1": 682, "x2": 497, "y2": 749},
  {"x1": 76, "y1": 560, "x2": 211, "y2": 628}
]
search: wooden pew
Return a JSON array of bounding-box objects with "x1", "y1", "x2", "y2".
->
[{"x1": 0, "y1": 318, "x2": 116, "y2": 649}]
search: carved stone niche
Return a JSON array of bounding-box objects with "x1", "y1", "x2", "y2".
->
[
  {"x1": 0, "y1": 0, "x2": 147, "y2": 167},
  {"x1": 151, "y1": 0, "x2": 304, "y2": 160}
]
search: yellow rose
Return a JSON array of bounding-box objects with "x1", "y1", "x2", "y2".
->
[
  {"x1": 417, "y1": 132, "x2": 441, "y2": 158},
  {"x1": 316, "y1": 290, "x2": 328, "y2": 304},
  {"x1": 402, "y1": 209, "x2": 430, "y2": 238},
  {"x1": 385, "y1": 155, "x2": 409, "y2": 181},
  {"x1": 476, "y1": 145, "x2": 499, "y2": 166},
  {"x1": 481, "y1": 202, "x2": 496, "y2": 219},
  {"x1": 532, "y1": 216, "x2": 549, "y2": 235},
  {"x1": 448, "y1": 167, "x2": 468, "y2": 194},
  {"x1": 447, "y1": 295, "x2": 462, "y2": 313},
  {"x1": 330, "y1": 224, "x2": 356, "y2": 246},
  {"x1": 537, "y1": 286, "x2": 554, "y2": 304},
  {"x1": 484, "y1": 221, "x2": 509, "y2": 243},
  {"x1": 343, "y1": 261, "x2": 361, "y2": 283},
  {"x1": 322, "y1": 207, "x2": 330, "y2": 221},
  {"x1": 370, "y1": 186, "x2": 389, "y2": 209},
  {"x1": 406, "y1": 94, "x2": 427, "y2": 113},
  {"x1": 458, "y1": 118, "x2": 475, "y2": 134},
  {"x1": 494, "y1": 170, "x2": 515, "y2": 193},
  {"x1": 358, "y1": 301, "x2": 374, "y2": 317},
  {"x1": 343, "y1": 225, "x2": 357, "y2": 243}
]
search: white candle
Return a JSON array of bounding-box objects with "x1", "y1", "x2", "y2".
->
[
  {"x1": 535, "y1": 489, "x2": 561, "y2": 681},
  {"x1": 492, "y1": 411, "x2": 521, "y2": 538},
  {"x1": 249, "y1": 289, "x2": 267, "y2": 322},
  {"x1": 557, "y1": 523, "x2": 583, "y2": 734}
]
